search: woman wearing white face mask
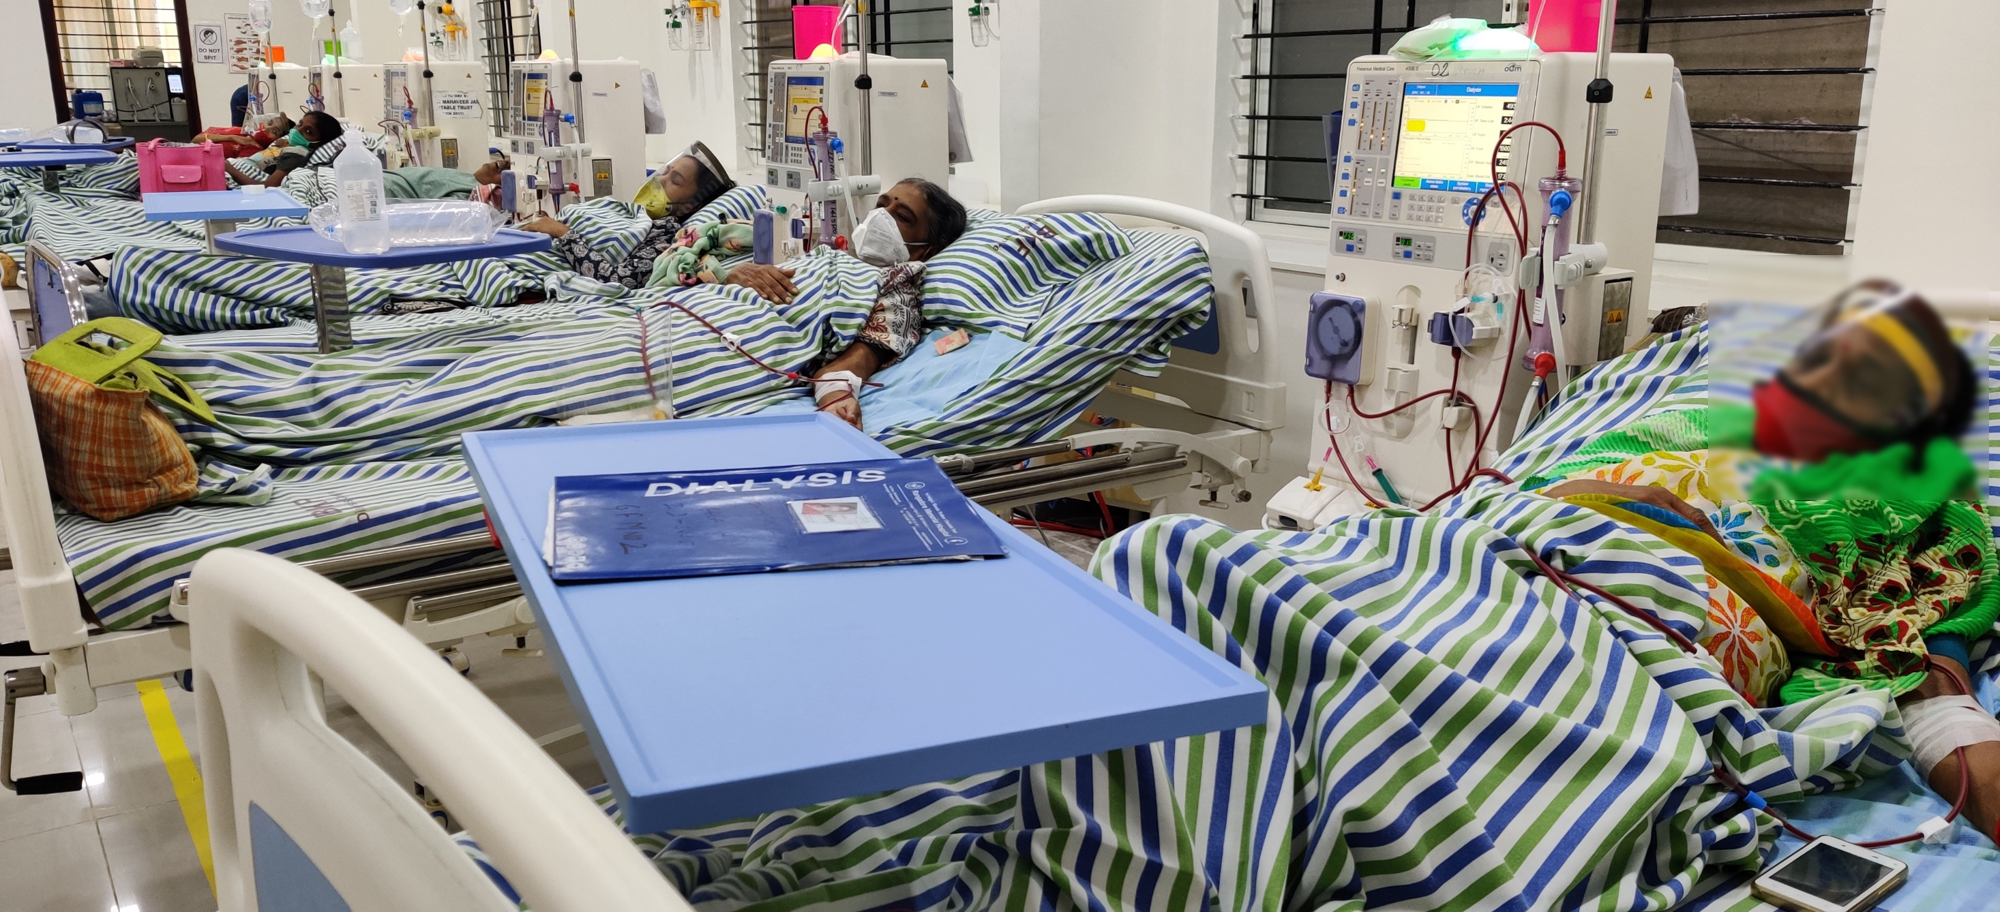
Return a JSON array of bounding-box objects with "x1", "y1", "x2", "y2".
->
[{"x1": 746, "y1": 178, "x2": 966, "y2": 428}]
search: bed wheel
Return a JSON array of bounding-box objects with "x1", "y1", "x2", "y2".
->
[
  {"x1": 439, "y1": 647, "x2": 470, "y2": 676},
  {"x1": 173, "y1": 670, "x2": 194, "y2": 692}
]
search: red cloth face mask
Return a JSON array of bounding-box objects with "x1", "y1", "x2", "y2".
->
[{"x1": 1751, "y1": 377, "x2": 1876, "y2": 461}]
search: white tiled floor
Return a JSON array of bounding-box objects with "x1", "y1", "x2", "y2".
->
[{"x1": 0, "y1": 529, "x2": 1104, "y2": 911}]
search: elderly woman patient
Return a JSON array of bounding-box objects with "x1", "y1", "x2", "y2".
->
[
  {"x1": 1531, "y1": 283, "x2": 1999, "y2": 841},
  {"x1": 521, "y1": 141, "x2": 970, "y2": 429}
]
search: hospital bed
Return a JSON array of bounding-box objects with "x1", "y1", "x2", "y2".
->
[
  {"x1": 0, "y1": 192, "x2": 1284, "y2": 788},
  {"x1": 174, "y1": 318, "x2": 2000, "y2": 912},
  {"x1": 186, "y1": 547, "x2": 690, "y2": 912},
  {"x1": 159, "y1": 298, "x2": 2000, "y2": 912}
]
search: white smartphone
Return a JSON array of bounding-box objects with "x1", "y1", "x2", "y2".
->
[{"x1": 1751, "y1": 836, "x2": 1908, "y2": 912}]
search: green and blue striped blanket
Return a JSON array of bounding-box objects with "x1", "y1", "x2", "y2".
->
[
  {"x1": 455, "y1": 325, "x2": 1992, "y2": 912},
  {"x1": 54, "y1": 213, "x2": 1214, "y2": 628}
]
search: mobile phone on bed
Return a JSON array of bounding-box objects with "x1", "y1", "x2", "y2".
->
[{"x1": 1751, "y1": 836, "x2": 1907, "y2": 912}]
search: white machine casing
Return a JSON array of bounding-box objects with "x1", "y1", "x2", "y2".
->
[
  {"x1": 324, "y1": 63, "x2": 383, "y2": 124},
  {"x1": 506, "y1": 58, "x2": 646, "y2": 202},
  {"x1": 384, "y1": 60, "x2": 490, "y2": 171},
  {"x1": 1310, "y1": 52, "x2": 1672, "y2": 508},
  {"x1": 266, "y1": 64, "x2": 314, "y2": 119},
  {"x1": 762, "y1": 54, "x2": 949, "y2": 233}
]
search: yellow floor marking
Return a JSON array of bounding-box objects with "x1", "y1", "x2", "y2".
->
[{"x1": 136, "y1": 678, "x2": 216, "y2": 895}]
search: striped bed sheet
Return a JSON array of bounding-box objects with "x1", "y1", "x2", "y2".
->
[
  {"x1": 453, "y1": 321, "x2": 1994, "y2": 912},
  {"x1": 54, "y1": 213, "x2": 1213, "y2": 629},
  {"x1": 108, "y1": 186, "x2": 770, "y2": 333},
  {"x1": 0, "y1": 148, "x2": 308, "y2": 263}
]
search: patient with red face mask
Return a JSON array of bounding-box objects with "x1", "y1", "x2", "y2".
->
[{"x1": 1535, "y1": 282, "x2": 1998, "y2": 840}]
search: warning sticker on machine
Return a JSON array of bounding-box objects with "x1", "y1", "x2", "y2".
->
[{"x1": 437, "y1": 90, "x2": 482, "y2": 121}]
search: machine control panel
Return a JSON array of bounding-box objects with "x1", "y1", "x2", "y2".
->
[
  {"x1": 1336, "y1": 227, "x2": 1368, "y2": 255},
  {"x1": 765, "y1": 64, "x2": 829, "y2": 170},
  {"x1": 1391, "y1": 233, "x2": 1437, "y2": 263},
  {"x1": 1329, "y1": 61, "x2": 1542, "y2": 270}
]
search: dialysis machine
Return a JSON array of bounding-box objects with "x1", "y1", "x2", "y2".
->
[
  {"x1": 268, "y1": 64, "x2": 315, "y2": 117},
  {"x1": 1268, "y1": 51, "x2": 1673, "y2": 527},
  {"x1": 761, "y1": 53, "x2": 949, "y2": 240},
  {"x1": 307, "y1": 62, "x2": 382, "y2": 123},
  {"x1": 504, "y1": 58, "x2": 646, "y2": 217},
  {"x1": 383, "y1": 60, "x2": 489, "y2": 170}
]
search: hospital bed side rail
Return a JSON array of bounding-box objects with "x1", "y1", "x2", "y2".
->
[
  {"x1": 1015, "y1": 194, "x2": 1284, "y2": 433},
  {"x1": 0, "y1": 295, "x2": 531, "y2": 783},
  {"x1": 190, "y1": 548, "x2": 694, "y2": 912}
]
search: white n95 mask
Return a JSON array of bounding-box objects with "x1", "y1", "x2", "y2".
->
[{"x1": 851, "y1": 207, "x2": 912, "y2": 268}]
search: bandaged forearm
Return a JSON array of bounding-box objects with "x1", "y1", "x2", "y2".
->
[
  {"x1": 1902, "y1": 694, "x2": 2000, "y2": 779},
  {"x1": 812, "y1": 370, "x2": 862, "y2": 403}
]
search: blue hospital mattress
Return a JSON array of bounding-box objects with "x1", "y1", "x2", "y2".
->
[{"x1": 758, "y1": 327, "x2": 1031, "y2": 433}]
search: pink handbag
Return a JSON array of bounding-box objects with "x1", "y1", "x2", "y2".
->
[{"x1": 136, "y1": 139, "x2": 226, "y2": 194}]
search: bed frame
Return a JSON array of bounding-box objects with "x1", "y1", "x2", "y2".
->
[
  {"x1": 946, "y1": 195, "x2": 1284, "y2": 513},
  {"x1": 0, "y1": 286, "x2": 538, "y2": 794},
  {"x1": 0, "y1": 193, "x2": 1285, "y2": 786},
  {"x1": 189, "y1": 548, "x2": 684, "y2": 911}
]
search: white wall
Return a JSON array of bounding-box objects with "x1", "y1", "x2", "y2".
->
[
  {"x1": 0, "y1": 4, "x2": 60, "y2": 132},
  {"x1": 539, "y1": 0, "x2": 739, "y2": 171},
  {"x1": 994, "y1": 0, "x2": 1229, "y2": 214},
  {"x1": 948, "y1": 1, "x2": 1002, "y2": 207},
  {"x1": 183, "y1": 0, "x2": 477, "y2": 133},
  {"x1": 1850, "y1": 0, "x2": 1998, "y2": 297}
]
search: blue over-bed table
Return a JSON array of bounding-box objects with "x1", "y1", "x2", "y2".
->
[{"x1": 464, "y1": 412, "x2": 1268, "y2": 832}]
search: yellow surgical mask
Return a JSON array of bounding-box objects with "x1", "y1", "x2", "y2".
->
[{"x1": 634, "y1": 176, "x2": 674, "y2": 219}]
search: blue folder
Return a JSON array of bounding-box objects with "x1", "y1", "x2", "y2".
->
[{"x1": 550, "y1": 457, "x2": 1006, "y2": 581}]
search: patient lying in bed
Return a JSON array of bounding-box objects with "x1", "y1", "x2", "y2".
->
[{"x1": 1535, "y1": 283, "x2": 2000, "y2": 842}]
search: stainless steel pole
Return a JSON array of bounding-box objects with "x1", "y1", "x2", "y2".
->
[
  {"x1": 566, "y1": 0, "x2": 586, "y2": 142},
  {"x1": 855, "y1": 1, "x2": 872, "y2": 174},
  {"x1": 1574, "y1": 0, "x2": 1617, "y2": 244},
  {"x1": 419, "y1": 1, "x2": 436, "y2": 128}
]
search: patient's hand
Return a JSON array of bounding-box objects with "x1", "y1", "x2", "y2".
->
[
  {"x1": 517, "y1": 216, "x2": 569, "y2": 238},
  {"x1": 820, "y1": 394, "x2": 861, "y2": 429},
  {"x1": 1542, "y1": 479, "x2": 1724, "y2": 544},
  {"x1": 726, "y1": 263, "x2": 797, "y2": 304}
]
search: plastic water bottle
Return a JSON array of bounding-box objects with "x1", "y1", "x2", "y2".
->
[
  {"x1": 753, "y1": 207, "x2": 775, "y2": 264},
  {"x1": 333, "y1": 141, "x2": 391, "y2": 254}
]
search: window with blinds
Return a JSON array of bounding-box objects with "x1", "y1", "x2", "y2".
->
[
  {"x1": 1618, "y1": 0, "x2": 1876, "y2": 255},
  {"x1": 1241, "y1": 1, "x2": 1878, "y2": 255},
  {"x1": 41, "y1": 0, "x2": 195, "y2": 122},
  {"x1": 734, "y1": 0, "x2": 952, "y2": 168},
  {"x1": 477, "y1": 0, "x2": 543, "y2": 139},
  {"x1": 1239, "y1": 1, "x2": 1505, "y2": 226}
]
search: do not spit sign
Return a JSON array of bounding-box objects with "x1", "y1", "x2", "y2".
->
[{"x1": 193, "y1": 22, "x2": 225, "y2": 65}]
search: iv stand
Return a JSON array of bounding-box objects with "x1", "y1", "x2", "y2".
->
[
  {"x1": 418, "y1": 1, "x2": 436, "y2": 137},
  {"x1": 566, "y1": 0, "x2": 586, "y2": 144},
  {"x1": 1573, "y1": 0, "x2": 1616, "y2": 245},
  {"x1": 854, "y1": 1, "x2": 872, "y2": 175}
]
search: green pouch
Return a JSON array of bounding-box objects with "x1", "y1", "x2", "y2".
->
[{"x1": 30, "y1": 317, "x2": 218, "y2": 425}]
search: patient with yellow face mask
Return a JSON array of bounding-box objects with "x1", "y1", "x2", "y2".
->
[{"x1": 516, "y1": 141, "x2": 736, "y2": 289}]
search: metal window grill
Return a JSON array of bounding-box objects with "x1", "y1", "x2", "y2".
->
[
  {"x1": 478, "y1": 0, "x2": 541, "y2": 139},
  {"x1": 1240, "y1": 1, "x2": 1879, "y2": 254},
  {"x1": 1621, "y1": 1, "x2": 1878, "y2": 254},
  {"x1": 1236, "y1": 0, "x2": 1444, "y2": 226},
  {"x1": 43, "y1": 0, "x2": 191, "y2": 119},
  {"x1": 735, "y1": 0, "x2": 951, "y2": 164}
]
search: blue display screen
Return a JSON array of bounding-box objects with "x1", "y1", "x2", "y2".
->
[{"x1": 1394, "y1": 83, "x2": 1520, "y2": 194}]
